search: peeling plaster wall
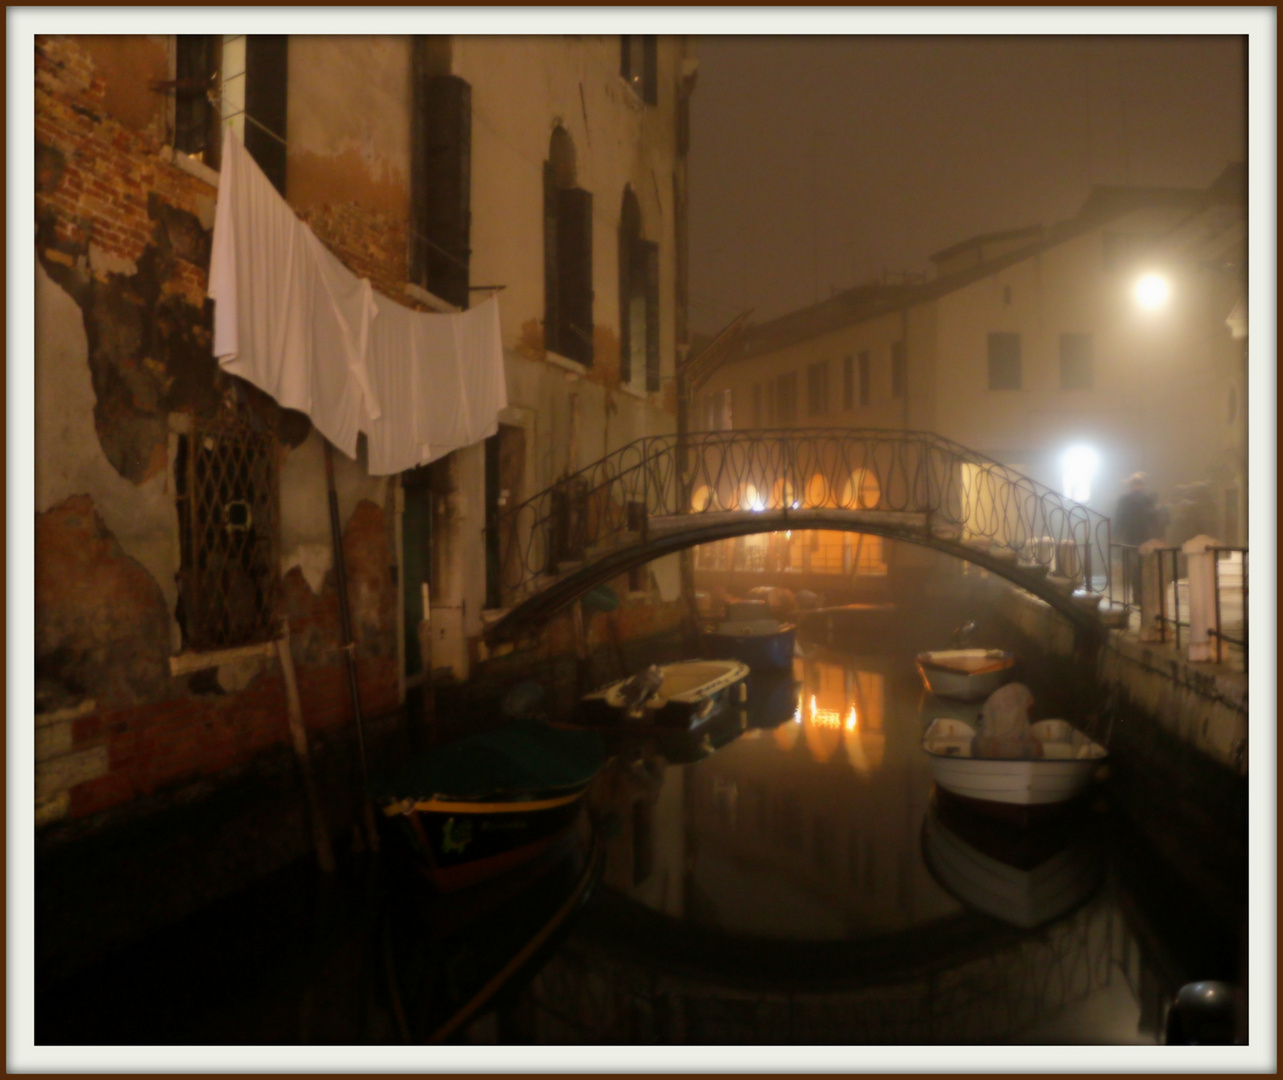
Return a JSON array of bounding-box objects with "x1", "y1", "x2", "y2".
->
[
  {"x1": 35, "y1": 255, "x2": 183, "y2": 648},
  {"x1": 278, "y1": 428, "x2": 388, "y2": 594},
  {"x1": 286, "y1": 36, "x2": 412, "y2": 219}
]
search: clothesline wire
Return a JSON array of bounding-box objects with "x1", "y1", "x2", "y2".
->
[
  {"x1": 207, "y1": 91, "x2": 476, "y2": 280},
  {"x1": 208, "y1": 86, "x2": 669, "y2": 280}
]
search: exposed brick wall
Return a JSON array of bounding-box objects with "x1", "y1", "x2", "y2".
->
[{"x1": 65, "y1": 654, "x2": 398, "y2": 820}]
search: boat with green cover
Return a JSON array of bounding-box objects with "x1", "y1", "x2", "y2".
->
[{"x1": 372, "y1": 719, "x2": 606, "y2": 890}]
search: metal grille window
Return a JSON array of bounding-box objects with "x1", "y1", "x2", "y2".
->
[{"x1": 174, "y1": 388, "x2": 279, "y2": 650}]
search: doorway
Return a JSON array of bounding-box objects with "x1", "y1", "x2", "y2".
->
[{"x1": 485, "y1": 423, "x2": 527, "y2": 610}]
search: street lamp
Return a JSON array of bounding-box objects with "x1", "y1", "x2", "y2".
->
[
  {"x1": 1133, "y1": 272, "x2": 1172, "y2": 311},
  {"x1": 1061, "y1": 444, "x2": 1098, "y2": 503}
]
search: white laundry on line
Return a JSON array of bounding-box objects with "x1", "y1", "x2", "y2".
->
[{"x1": 207, "y1": 127, "x2": 507, "y2": 474}]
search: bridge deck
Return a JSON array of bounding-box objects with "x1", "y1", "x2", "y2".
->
[{"x1": 647, "y1": 507, "x2": 928, "y2": 536}]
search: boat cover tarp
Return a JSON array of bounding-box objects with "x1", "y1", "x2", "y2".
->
[
  {"x1": 369, "y1": 720, "x2": 605, "y2": 802},
  {"x1": 974, "y1": 682, "x2": 1043, "y2": 759}
]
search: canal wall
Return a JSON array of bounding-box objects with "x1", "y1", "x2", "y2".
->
[{"x1": 986, "y1": 578, "x2": 1248, "y2": 928}]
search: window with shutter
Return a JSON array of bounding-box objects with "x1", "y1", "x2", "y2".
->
[
  {"x1": 543, "y1": 161, "x2": 561, "y2": 355},
  {"x1": 643, "y1": 238, "x2": 659, "y2": 391},
  {"x1": 776, "y1": 372, "x2": 798, "y2": 424},
  {"x1": 243, "y1": 36, "x2": 288, "y2": 194},
  {"x1": 807, "y1": 361, "x2": 829, "y2": 417},
  {"x1": 618, "y1": 188, "x2": 642, "y2": 385},
  {"x1": 172, "y1": 35, "x2": 287, "y2": 192},
  {"x1": 987, "y1": 332, "x2": 1022, "y2": 390},
  {"x1": 557, "y1": 186, "x2": 594, "y2": 367},
  {"x1": 621, "y1": 35, "x2": 658, "y2": 104},
  {"x1": 842, "y1": 355, "x2": 854, "y2": 410},
  {"x1": 174, "y1": 36, "x2": 220, "y2": 160},
  {"x1": 858, "y1": 351, "x2": 871, "y2": 406},
  {"x1": 412, "y1": 69, "x2": 472, "y2": 309},
  {"x1": 891, "y1": 341, "x2": 906, "y2": 398},
  {"x1": 1059, "y1": 332, "x2": 1093, "y2": 390}
]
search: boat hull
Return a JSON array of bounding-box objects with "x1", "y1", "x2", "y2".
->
[
  {"x1": 388, "y1": 791, "x2": 588, "y2": 892},
  {"x1": 922, "y1": 718, "x2": 1107, "y2": 813},
  {"x1": 703, "y1": 626, "x2": 796, "y2": 671},
  {"x1": 583, "y1": 659, "x2": 751, "y2": 731},
  {"x1": 917, "y1": 649, "x2": 1017, "y2": 702},
  {"x1": 927, "y1": 755, "x2": 1102, "y2": 807}
]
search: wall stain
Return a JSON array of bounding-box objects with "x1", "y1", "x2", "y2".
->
[{"x1": 35, "y1": 494, "x2": 173, "y2": 710}]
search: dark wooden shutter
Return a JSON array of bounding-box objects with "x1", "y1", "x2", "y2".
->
[
  {"x1": 244, "y1": 36, "x2": 288, "y2": 194},
  {"x1": 557, "y1": 187, "x2": 594, "y2": 367},
  {"x1": 543, "y1": 163, "x2": 560, "y2": 355},
  {"x1": 643, "y1": 239, "x2": 660, "y2": 391},
  {"x1": 618, "y1": 223, "x2": 632, "y2": 385},
  {"x1": 412, "y1": 74, "x2": 472, "y2": 308}
]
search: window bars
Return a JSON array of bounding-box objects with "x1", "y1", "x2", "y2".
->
[{"x1": 175, "y1": 385, "x2": 279, "y2": 650}]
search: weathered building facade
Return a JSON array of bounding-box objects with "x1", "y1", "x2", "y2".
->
[{"x1": 33, "y1": 32, "x2": 696, "y2": 966}]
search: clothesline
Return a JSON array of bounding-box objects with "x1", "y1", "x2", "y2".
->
[
  {"x1": 205, "y1": 89, "x2": 476, "y2": 279},
  {"x1": 208, "y1": 127, "x2": 508, "y2": 476}
]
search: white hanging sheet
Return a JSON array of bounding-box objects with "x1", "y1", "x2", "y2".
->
[{"x1": 208, "y1": 128, "x2": 506, "y2": 474}]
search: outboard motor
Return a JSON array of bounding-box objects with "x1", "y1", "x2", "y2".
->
[
  {"x1": 1164, "y1": 981, "x2": 1244, "y2": 1045},
  {"x1": 619, "y1": 664, "x2": 664, "y2": 718}
]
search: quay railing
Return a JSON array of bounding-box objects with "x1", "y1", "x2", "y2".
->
[{"x1": 1107, "y1": 543, "x2": 1247, "y2": 672}]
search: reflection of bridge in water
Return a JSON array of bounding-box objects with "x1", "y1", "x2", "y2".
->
[
  {"x1": 488, "y1": 429, "x2": 1112, "y2": 641},
  {"x1": 517, "y1": 885, "x2": 1143, "y2": 1044}
]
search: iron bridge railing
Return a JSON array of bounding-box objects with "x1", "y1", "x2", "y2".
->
[{"x1": 490, "y1": 428, "x2": 1112, "y2": 608}]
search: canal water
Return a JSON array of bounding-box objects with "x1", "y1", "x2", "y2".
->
[{"x1": 35, "y1": 614, "x2": 1247, "y2": 1057}]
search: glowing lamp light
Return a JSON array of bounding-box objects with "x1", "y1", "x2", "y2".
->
[
  {"x1": 1134, "y1": 273, "x2": 1171, "y2": 311},
  {"x1": 1061, "y1": 444, "x2": 1098, "y2": 504},
  {"x1": 845, "y1": 705, "x2": 858, "y2": 733}
]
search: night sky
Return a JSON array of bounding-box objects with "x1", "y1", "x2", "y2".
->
[{"x1": 688, "y1": 35, "x2": 1249, "y2": 335}]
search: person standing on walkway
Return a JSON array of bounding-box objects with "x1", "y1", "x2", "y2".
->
[{"x1": 1115, "y1": 473, "x2": 1162, "y2": 603}]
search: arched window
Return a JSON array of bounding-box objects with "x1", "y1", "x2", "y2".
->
[
  {"x1": 544, "y1": 127, "x2": 594, "y2": 366},
  {"x1": 618, "y1": 186, "x2": 660, "y2": 390}
]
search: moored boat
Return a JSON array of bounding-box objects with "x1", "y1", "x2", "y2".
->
[
  {"x1": 703, "y1": 600, "x2": 796, "y2": 671},
  {"x1": 372, "y1": 719, "x2": 606, "y2": 891},
  {"x1": 582, "y1": 658, "x2": 750, "y2": 730},
  {"x1": 922, "y1": 717, "x2": 1107, "y2": 811},
  {"x1": 916, "y1": 648, "x2": 1017, "y2": 702}
]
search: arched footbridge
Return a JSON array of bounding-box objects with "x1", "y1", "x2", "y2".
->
[{"x1": 485, "y1": 428, "x2": 1113, "y2": 642}]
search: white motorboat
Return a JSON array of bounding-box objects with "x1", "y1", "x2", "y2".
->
[
  {"x1": 916, "y1": 649, "x2": 1017, "y2": 702},
  {"x1": 582, "y1": 659, "x2": 750, "y2": 730},
  {"x1": 922, "y1": 717, "x2": 1107, "y2": 808}
]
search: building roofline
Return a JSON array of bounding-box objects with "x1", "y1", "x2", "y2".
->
[{"x1": 716, "y1": 167, "x2": 1243, "y2": 366}]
